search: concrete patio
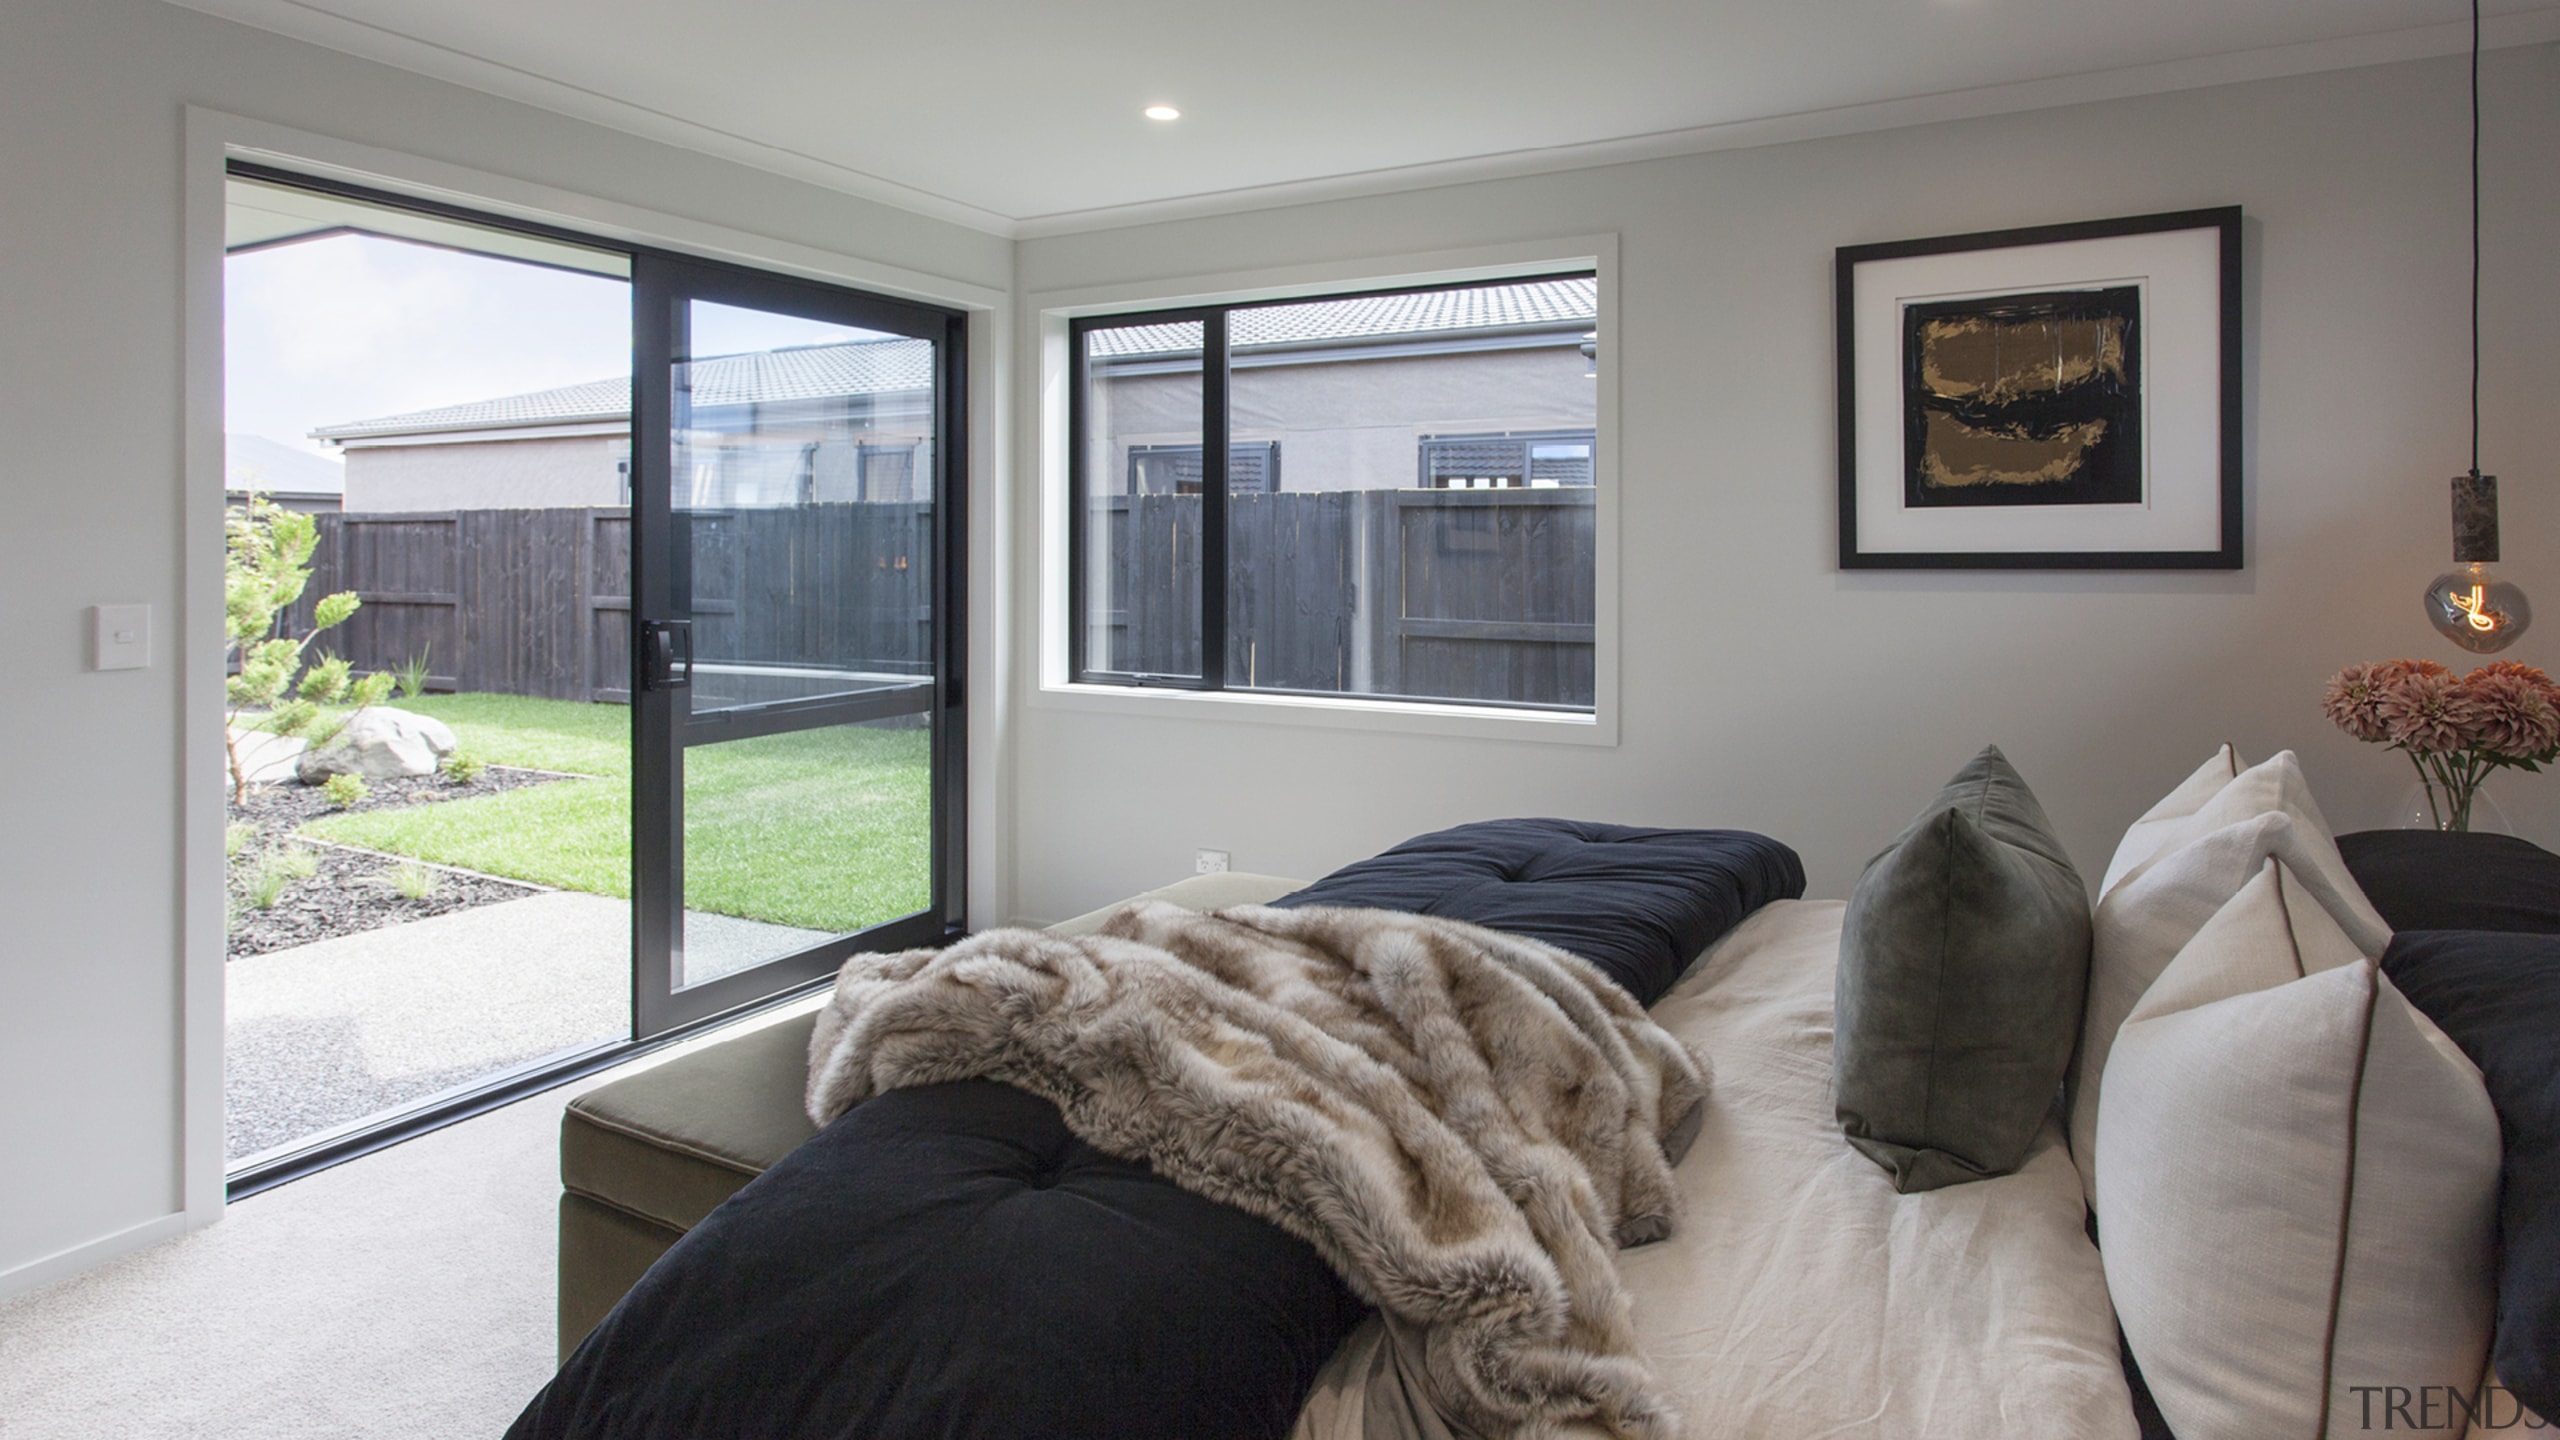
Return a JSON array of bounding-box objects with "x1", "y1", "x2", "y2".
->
[{"x1": 226, "y1": 892, "x2": 830, "y2": 1161}]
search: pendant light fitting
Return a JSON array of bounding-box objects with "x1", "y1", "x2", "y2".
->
[{"x1": 2423, "y1": 0, "x2": 2529, "y2": 653}]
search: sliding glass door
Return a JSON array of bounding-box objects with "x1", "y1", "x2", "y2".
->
[
  {"x1": 217, "y1": 161, "x2": 967, "y2": 1192},
  {"x1": 631, "y1": 255, "x2": 965, "y2": 1036}
]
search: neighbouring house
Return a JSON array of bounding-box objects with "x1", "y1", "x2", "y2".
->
[
  {"x1": 316, "y1": 281, "x2": 1598, "y2": 513},
  {"x1": 311, "y1": 341, "x2": 939, "y2": 511},
  {"x1": 311, "y1": 375, "x2": 631, "y2": 512},
  {"x1": 1088, "y1": 277, "x2": 1597, "y2": 495}
]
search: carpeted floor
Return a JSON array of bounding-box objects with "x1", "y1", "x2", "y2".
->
[{"x1": 0, "y1": 996, "x2": 822, "y2": 1440}]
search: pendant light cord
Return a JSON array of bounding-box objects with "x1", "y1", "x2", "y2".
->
[{"x1": 2471, "y1": 0, "x2": 2482, "y2": 480}]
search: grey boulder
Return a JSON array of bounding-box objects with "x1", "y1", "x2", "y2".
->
[{"x1": 296, "y1": 707, "x2": 459, "y2": 784}]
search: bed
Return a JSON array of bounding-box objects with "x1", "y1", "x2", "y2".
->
[{"x1": 510, "y1": 763, "x2": 2558, "y2": 1440}]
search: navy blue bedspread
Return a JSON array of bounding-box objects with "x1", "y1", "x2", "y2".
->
[
  {"x1": 509, "y1": 1080, "x2": 1364, "y2": 1440},
  {"x1": 1273, "y1": 818, "x2": 1806, "y2": 1006}
]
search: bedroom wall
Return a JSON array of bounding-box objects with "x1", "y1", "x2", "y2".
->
[
  {"x1": 0, "y1": 0, "x2": 1008, "y2": 1291},
  {"x1": 1008, "y1": 48, "x2": 2560, "y2": 920}
]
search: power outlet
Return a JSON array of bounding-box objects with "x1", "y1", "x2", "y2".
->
[{"x1": 1194, "y1": 848, "x2": 1231, "y2": 875}]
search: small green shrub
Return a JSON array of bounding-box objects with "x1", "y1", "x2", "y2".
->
[
  {"x1": 321, "y1": 772, "x2": 368, "y2": 809},
  {"x1": 225, "y1": 821, "x2": 256, "y2": 858},
  {"x1": 242, "y1": 867, "x2": 289, "y2": 909},
  {"x1": 442, "y1": 750, "x2": 486, "y2": 785},
  {"x1": 393, "y1": 646, "x2": 433, "y2": 701},
  {"x1": 223, "y1": 496, "x2": 391, "y2": 800},
  {"x1": 240, "y1": 846, "x2": 314, "y2": 909},
  {"x1": 387, "y1": 861, "x2": 441, "y2": 901}
]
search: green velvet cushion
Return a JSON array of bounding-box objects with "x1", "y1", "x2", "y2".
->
[{"x1": 1835, "y1": 745, "x2": 2093, "y2": 1193}]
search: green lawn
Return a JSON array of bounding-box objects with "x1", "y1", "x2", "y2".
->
[{"x1": 303, "y1": 693, "x2": 930, "y2": 933}]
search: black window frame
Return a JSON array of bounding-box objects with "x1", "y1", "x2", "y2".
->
[{"x1": 1067, "y1": 270, "x2": 1596, "y2": 699}]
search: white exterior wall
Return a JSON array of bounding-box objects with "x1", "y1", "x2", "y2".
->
[
  {"x1": 1097, "y1": 344, "x2": 1595, "y2": 492},
  {"x1": 342, "y1": 435, "x2": 626, "y2": 511}
]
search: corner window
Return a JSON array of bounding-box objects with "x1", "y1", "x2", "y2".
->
[{"x1": 1069, "y1": 274, "x2": 1598, "y2": 709}]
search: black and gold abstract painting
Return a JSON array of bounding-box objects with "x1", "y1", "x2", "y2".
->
[{"x1": 1901, "y1": 287, "x2": 2141, "y2": 509}]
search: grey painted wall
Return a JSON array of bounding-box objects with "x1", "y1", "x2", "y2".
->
[
  {"x1": 1010, "y1": 48, "x2": 2560, "y2": 923},
  {"x1": 0, "y1": 0, "x2": 1004, "y2": 1287}
]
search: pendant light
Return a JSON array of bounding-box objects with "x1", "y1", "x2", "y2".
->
[{"x1": 2423, "y1": 0, "x2": 2530, "y2": 653}]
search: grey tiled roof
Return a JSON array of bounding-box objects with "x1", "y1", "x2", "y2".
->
[
  {"x1": 312, "y1": 338, "x2": 934, "y2": 440},
  {"x1": 1087, "y1": 276, "x2": 1596, "y2": 359}
]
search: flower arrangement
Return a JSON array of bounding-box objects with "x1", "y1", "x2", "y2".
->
[{"x1": 2323, "y1": 659, "x2": 2560, "y2": 830}]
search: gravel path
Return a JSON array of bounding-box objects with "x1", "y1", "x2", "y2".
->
[{"x1": 225, "y1": 767, "x2": 566, "y2": 958}]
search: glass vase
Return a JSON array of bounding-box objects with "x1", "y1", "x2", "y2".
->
[{"x1": 2399, "y1": 780, "x2": 2513, "y2": 834}]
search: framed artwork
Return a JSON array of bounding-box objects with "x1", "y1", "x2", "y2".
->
[{"x1": 1836, "y1": 207, "x2": 2242, "y2": 569}]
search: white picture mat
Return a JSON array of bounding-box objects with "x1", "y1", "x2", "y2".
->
[{"x1": 1851, "y1": 226, "x2": 2224, "y2": 555}]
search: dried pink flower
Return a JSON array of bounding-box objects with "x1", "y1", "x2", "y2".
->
[
  {"x1": 2323, "y1": 663, "x2": 2393, "y2": 743},
  {"x1": 2468, "y1": 660, "x2": 2555, "y2": 687},
  {"x1": 2372, "y1": 658, "x2": 2455, "y2": 685},
  {"x1": 2329, "y1": 658, "x2": 2554, "y2": 831},
  {"x1": 2375, "y1": 668, "x2": 2483, "y2": 755},
  {"x1": 2464, "y1": 670, "x2": 2560, "y2": 761}
]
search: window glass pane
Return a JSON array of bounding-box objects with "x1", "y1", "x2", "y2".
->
[
  {"x1": 674, "y1": 300, "x2": 937, "y2": 713},
  {"x1": 1080, "y1": 320, "x2": 1204, "y2": 679},
  {"x1": 669, "y1": 298, "x2": 941, "y2": 992},
  {"x1": 1223, "y1": 277, "x2": 1596, "y2": 705}
]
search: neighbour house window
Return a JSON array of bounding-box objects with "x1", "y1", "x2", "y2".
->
[
  {"x1": 1071, "y1": 273, "x2": 1598, "y2": 709},
  {"x1": 857, "y1": 442, "x2": 918, "y2": 502},
  {"x1": 1419, "y1": 430, "x2": 1596, "y2": 490},
  {"x1": 1127, "y1": 442, "x2": 1280, "y2": 496}
]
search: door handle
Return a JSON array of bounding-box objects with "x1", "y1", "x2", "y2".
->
[{"x1": 642, "y1": 619, "x2": 693, "y2": 691}]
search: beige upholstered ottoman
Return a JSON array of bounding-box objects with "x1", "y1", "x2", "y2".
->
[{"x1": 555, "y1": 872, "x2": 1305, "y2": 1357}]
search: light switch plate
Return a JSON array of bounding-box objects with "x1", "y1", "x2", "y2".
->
[{"x1": 91, "y1": 604, "x2": 149, "y2": 671}]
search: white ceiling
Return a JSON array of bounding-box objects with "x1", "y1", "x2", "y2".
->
[{"x1": 168, "y1": 0, "x2": 2560, "y2": 236}]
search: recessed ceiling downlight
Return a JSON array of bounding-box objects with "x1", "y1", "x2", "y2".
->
[{"x1": 1143, "y1": 104, "x2": 1181, "y2": 121}]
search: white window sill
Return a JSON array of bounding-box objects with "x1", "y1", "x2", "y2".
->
[{"x1": 1030, "y1": 680, "x2": 1617, "y2": 747}]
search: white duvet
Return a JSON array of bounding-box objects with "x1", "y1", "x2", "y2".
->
[{"x1": 1299, "y1": 898, "x2": 2136, "y2": 1440}]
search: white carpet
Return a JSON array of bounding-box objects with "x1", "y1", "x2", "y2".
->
[{"x1": 0, "y1": 996, "x2": 823, "y2": 1440}]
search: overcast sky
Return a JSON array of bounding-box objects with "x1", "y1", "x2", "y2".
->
[
  {"x1": 225, "y1": 233, "x2": 899, "y2": 468},
  {"x1": 226, "y1": 233, "x2": 630, "y2": 460}
]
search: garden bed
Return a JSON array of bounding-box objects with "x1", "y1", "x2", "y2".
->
[{"x1": 225, "y1": 767, "x2": 565, "y2": 958}]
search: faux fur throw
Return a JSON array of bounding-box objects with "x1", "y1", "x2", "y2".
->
[{"x1": 806, "y1": 901, "x2": 1709, "y2": 1439}]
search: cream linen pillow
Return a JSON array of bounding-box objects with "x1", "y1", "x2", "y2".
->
[
  {"x1": 2098, "y1": 743, "x2": 2244, "y2": 898},
  {"x1": 2068, "y1": 755, "x2": 2393, "y2": 1202},
  {"x1": 2097, "y1": 860, "x2": 2499, "y2": 1440},
  {"x1": 2099, "y1": 749, "x2": 2386, "y2": 916}
]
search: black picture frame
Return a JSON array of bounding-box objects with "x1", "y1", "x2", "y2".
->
[{"x1": 1836, "y1": 206, "x2": 2242, "y2": 570}]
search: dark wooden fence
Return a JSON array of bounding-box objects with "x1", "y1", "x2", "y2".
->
[
  {"x1": 280, "y1": 505, "x2": 932, "y2": 704},
  {"x1": 283, "y1": 492, "x2": 1589, "y2": 709},
  {"x1": 1092, "y1": 489, "x2": 1595, "y2": 707}
]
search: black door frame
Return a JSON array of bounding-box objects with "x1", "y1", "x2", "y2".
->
[
  {"x1": 630, "y1": 253, "x2": 968, "y2": 1037},
  {"x1": 219, "y1": 161, "x2": 968, "y2": 1195}
]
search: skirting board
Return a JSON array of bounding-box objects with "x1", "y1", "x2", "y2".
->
[{"x1": 0, "y1": 1210, "x2": 201, "y2": 1304}]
